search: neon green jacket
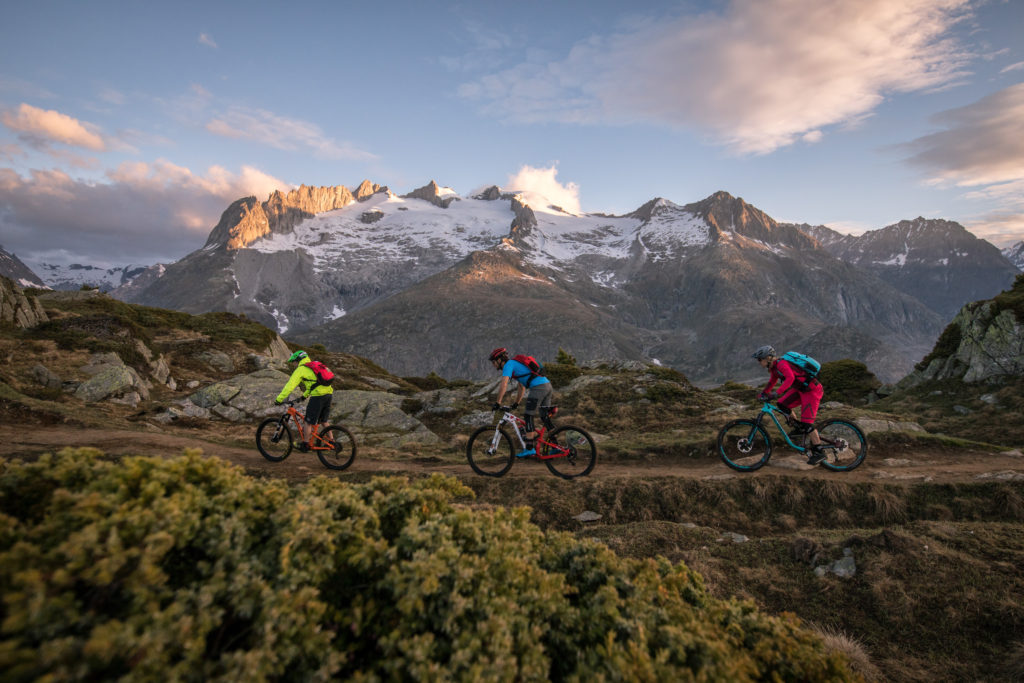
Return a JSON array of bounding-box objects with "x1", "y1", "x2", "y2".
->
[{"x1": 275, "y1": 357, "x2": 334, "y2": 403}]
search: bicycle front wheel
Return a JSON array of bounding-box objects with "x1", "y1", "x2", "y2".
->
[
  {"x1": 467, "y1": 426, "x2": 514, "y2": 477},
  {"x1": 315, "y1": 425, "x2": 358, "y2": 471},
  {"x1": 718, "y1": 419, "x2": 772, "y2": 471},
  {"x1": 544, "y1": 426, "x2": 597, "y2": 479},
  {"x1": 817, "y1": 420, "x2": 867, "y2": 471},
  {"x1": 256, "y1": 418, "x2": 293, "y2": 462}
]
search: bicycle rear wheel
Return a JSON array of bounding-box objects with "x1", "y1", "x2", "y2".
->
[
  {"x1": 718, "y1": 419, "x2": 772, "y2": 471},
  {"x1": 544, "y1": 426, "x2": 597, "y2": 479},
  {"x1": 256, "y1": 417, "x2": 292, "y2": 462},
  {"x1": 466, "y1": 426, "x2": 514, "y2": 477},
  {"x1": 817, "y1": 420, "x2": 867, "y2": 471},
  {"x1": 315, "y1": 425, "x2": 358, "y2": 471}
]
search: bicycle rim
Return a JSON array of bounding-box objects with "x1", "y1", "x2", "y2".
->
[
  {"x1": 818, "y1": 420, "x2": 868, "y2": 471},
  {"x1": 718, "y1": 419, "x2": 772, "y2": 471},
  {"x1": 545, "y1": 426, "x2": 597, "y2": 479},
  {"x1": 256, "y1": 418, "x2": 292, "y2": 462},
  {"x1": 315, "y1": 425, "x2": 358, "y2": 471},
  {"x1": 467, "y1": 426, "x2": 514, "y2": 477}
]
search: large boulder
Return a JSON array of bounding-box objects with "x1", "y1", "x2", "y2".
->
[
  {"x1": 74, "y1": 353, "x2": 150, "y2": 405},
  {"x1": 329, "y1": 390, "x2": 440, "y2": 447}
]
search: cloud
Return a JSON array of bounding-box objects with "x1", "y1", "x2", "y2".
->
[
  {"x1": 1, "y1": 103, "x2": 106, "y2": 151},
  {"x1": 459, "y1": 0, "x2": 973, "y2": 154},
  {"x1": 1000, "y1": 61, "x2": 1024, "y2": 74},
  {"x1": 503, "y1": 165, "x2": 582, "y2": 214},
  {"x1": 0, "y1": 162, "x2": 290, "y2": 265},
  {"x1": 206, "y1": 106, "x2": 376, "y2": 160},
  {"x1": 199, "y1": 33, "x2": 218, "y2": 48},
  {"x1": 899, "y1": 83, "x2": 1024, "y2": 186}
]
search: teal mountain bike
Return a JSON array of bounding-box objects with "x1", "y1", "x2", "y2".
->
[{"x1": 717, "y1": 401, "x2": 867, "y2": 472}]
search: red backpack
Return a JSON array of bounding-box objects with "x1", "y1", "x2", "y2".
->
[
  {"x1": 305, "y1": 360, "x2": 335, "y2": 388},
  {"x1": 512, "y1": 354, "x2": 545, "y2": 378}
]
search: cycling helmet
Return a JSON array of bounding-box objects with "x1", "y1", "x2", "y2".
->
[
  {"x1": 751, "y1": 345, "x2": 775, "y2": 360},
  {"x1": 287, "y1": 350, "x2": 309, "y2": 363},
  {"x1": 488, "y1": 347, "x2": 507, "y2": 362}
]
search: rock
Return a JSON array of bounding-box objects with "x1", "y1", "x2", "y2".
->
[
  {"x1": 195, "y1": 350, "x2": 235, "y2": 373},
  {"x1": 363, "y1": 376, "x2": 400, "y2": 390},
  {"x1": 75, "y1": 365, "x2": 142, "y2": 402},
  {"x1": 881, "y1": 458, "x2": 913, "y2": 467},
  {"x1": 975, "y1": 471, "x2": 1024, "y2": 481},
  {"x1": 328, "y1": 390, "x2": 439, "y2": 446},
  {"x1": 815, "y1": 548, "x2": 857, "y2": 578},
  {"x1": 186, "y1": 380, "x2": 200, "y2": 389},
  {"x1": 212, "y1": 404, "x2": 246, "y2": 421},
  {"x1": 414, "y1": 388, "x2": 464, "y2": 415},
  {"x1": 719, "y1": 532, "x2": 748, "y2": 543},
  {"x1": 574, "y1": 511, "x2": 602, "y2": 522},
  {"x1": 953, "y1": 405, "x2": 971, "y2": 415},
  {"x1": 0, "y1": 276, "x2": 49, "y2": 328},
  {"x1": 31, "y1": 364, "x2": 62, "y2": 390},
  {"x1": 189, "y1": 382, "x2": 242, "y2": 408},
  {"x1": 855, "y1": 418, "x2": 926, "y2": 434}
]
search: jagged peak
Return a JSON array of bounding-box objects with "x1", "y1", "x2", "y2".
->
[{"x1": 402, "y1": 180, "x2": 460, "y2": 208}]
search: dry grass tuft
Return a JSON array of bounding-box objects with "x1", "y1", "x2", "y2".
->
[
  {"x1": 868, "y1": 489, "x2": 907, "y2": 524},
  {"x1": 809, "y1": 623, "x2": 883, "y2": 681}
]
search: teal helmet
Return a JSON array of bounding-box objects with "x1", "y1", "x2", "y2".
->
[{"x1": 287, "y1": 350, "x2": 308, "y2": 363}]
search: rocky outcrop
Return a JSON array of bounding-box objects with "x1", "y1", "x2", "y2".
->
[
  {"x1": 170, "y1": 369, "x2": 440, "y2": 446},
  {"x1": 899, "y1": 274, "x2": 1024, "y2": 387},
  {"x1": 0, "y1": 276, "x2": 49, "y2": 328},
  {"x1": 74, "y1": 352, "x2": 151, "y2": 406},
  {"x1": 1004, "y1": 241, "x2": 1024, "y2": 271}
]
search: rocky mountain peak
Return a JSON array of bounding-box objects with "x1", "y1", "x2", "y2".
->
[
  {"x1": 0, "y1": 275, "x2": 49, "y2": 328},
  {"x1": 1004, "y1": 241, "x2": 1024, "y2": 270},
  {"x1": 684, "y1": 191, "x2": 816, "y2": 249},
  {"x1": 354, "y1": 180, "x2": 384, "y2": 201},
  {"x1": 401, "y1": 180, "x2": 459, "y2": 209},
  {"x1": 0, "y1": 245, "x2": 47, "y2": 289}
]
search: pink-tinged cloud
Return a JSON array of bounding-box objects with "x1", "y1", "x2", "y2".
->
[
  {"x1": 1, "y1": 103, "x2": 106, "y2": 151},
  {"x1": 206, "y1": 106, "x2": 377, "y2": 160},
  {"x1": 0, "y1": 163, "x2": 291, "y2": 265},
  {"x1": 460, "y1": 0, "x2": 973, "y2": 154},
  {"x1": 900, "y1": 83, "x2": 1024, "y2": 187}
]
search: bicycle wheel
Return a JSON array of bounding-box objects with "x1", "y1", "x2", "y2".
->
[
  {"x1": 256, "y1": 417, "x2": 292, "y2": 462},
  {"x1": 544, "y1": 426, "x2": 597, "y2": 479},
  {"x1": 718, "y1": 419, "x2": 772, "y2": 471},
  {"x1": 466, "y1": 425, "x2": 514, "y2": 477},
  {"x1": 315, "y1": 425, "x2": 358, "y2": 471},
  {"x1": 817, "y1": 420, "x2": 867, "y2": 471}
]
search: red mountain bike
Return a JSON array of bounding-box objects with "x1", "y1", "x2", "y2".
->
[{"x1": 466, "y1": 405, "x2": 596, "y2": 479}]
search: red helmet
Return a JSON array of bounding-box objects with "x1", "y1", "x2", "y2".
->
[{"x1": 488, "y1": 347, "x2": 507, "y2": 361}]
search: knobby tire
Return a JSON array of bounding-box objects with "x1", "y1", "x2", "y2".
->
[
  {"x1": 466, "y1": 425, "x2": 514, "y2": 477},
  {"x1": 256, "y1": 417, "x2": 292, "y2": 462},
  {"x1": 315, "y1": 425, "x2": 358, "y2": 470},
  {"x1": 817, "y1": 419, "x2": 868, "y2": 471},
  {"x1": 718, "y1": 419, "x2": 772, "y2": 471},
  {"x1": 544, "y1": 425, "x2": 597, "y2": 479}
]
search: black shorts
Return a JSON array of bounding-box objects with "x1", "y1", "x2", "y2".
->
[{"x1": 305, "y1": 394, "x2": 333, "y2": 424}]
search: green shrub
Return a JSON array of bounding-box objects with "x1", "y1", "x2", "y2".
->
[
  {"x1": 0, "y1": 450, "x2": 855, "y2": 681},
  {"x1": 916, "y1": 322, "x2": 963, "y2": 370},
  {"x1": 542, "y1": 362, "x2": 584, "y2": 388},
  {"x1": 819, "y1": 359, "x2": 882, "y2": 405}
]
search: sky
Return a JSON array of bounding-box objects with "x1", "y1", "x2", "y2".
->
[{"x1": 1, "y1": 0, "x2": 1022, "y2": 269}]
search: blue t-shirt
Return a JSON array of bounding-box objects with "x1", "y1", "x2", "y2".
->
[{"x1": 503, "y1": 359, "x2": 550, "y2": 388}]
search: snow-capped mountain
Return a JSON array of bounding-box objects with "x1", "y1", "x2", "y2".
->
[
  {"x1": 0, "y1": 246, "x2": 48, "y2": 289},
  {"x1": 796, "y1": 218, "x2": 1019, "y2": 320},
  {"x1": 31, "y1": 262, "x2": 153, "y2": 292},
  {"x1": 122, "y1": 182, "x2": 1016, "y2": 384},
  {"x1": 1004, "y1": 241, "x2": 1024, "y2": 271}
]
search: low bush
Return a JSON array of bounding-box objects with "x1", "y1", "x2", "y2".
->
[
  {"x1": 0, "y1": 450, "x2": 855, "y2": 681},
  {"x1": 819, "y1": 359, "x2": 881, "y2": 405}
]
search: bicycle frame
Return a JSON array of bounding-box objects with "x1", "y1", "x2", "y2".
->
[
  {"x1": 491, "y1": 411, "x2": 568, "y2": 460},
  {"x1": 754, "y1": 401, "x2": 808, "y2": 452},
  {"x1": 280, "y1": 403, "x2": 335, "y2": 450}
]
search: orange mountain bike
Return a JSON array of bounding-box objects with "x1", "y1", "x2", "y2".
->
[
  {"x1": 256, "y1": 400, "x2": 357, "y2": 470},
  {"x1": 466, "y1": 405, "x2": 596, "y2": 480}
]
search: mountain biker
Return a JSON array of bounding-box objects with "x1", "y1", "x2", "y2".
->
[
  {"x1": 275, "y1": 350, "x2": 334, "y2": 452},
  {"x1": 752, "y1": 345, "x2": 827, "y2": 465},
  {"x1": 489, "y1": 347, "x2": 553, "y2": 458}
]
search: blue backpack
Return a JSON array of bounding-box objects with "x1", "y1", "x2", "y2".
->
[{"x1": 780, "y1": 351, "x2": 821, "y2": 379}]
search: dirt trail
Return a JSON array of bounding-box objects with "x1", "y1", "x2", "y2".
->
[{"x1": 3, "y1": 424, "x2": 1022, "y2": 484}]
